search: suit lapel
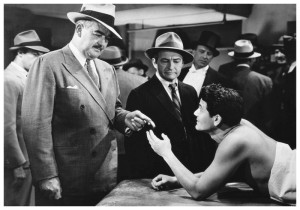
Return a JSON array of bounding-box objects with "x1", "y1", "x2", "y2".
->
[
  {"x1": 149, "y1": 76, "x2": 182, "y2": 122},
  {"x1": 61, "y1": 45, "x2": 111, "y2": 121}
]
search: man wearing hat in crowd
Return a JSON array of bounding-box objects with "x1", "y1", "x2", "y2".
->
[
  {"x1": 123, "y1": 58, "x2": 149, "y2": 79},
  {"x1": 125, "y1": 32, "x2": 215, "y2": 179},
  {"x1": 99, "y1": 46, "x2": 147, "y2": 181},
  {"x1": 21, "y1": 4, "x2": 154, "y2": 206},
  {"x1": 178, "y1": 31, "x2": 230, "y2": 97},
  {"x1": 4, "y1": 30, "x2": 50, "y2": 206},
  {"x1": 221, "y1": 39, "x2": 273, "y2": 134}
]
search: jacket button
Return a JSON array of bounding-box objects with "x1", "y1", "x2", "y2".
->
[
  {"x1": 80, "y1": 105, "x2": 85, "y2": 110},
  {"x1": 91, "y1": 151, "x2": 97, "y2": 158},
  {"x1": 90, "y1": 128, "x2": 96, "y2": 135}
]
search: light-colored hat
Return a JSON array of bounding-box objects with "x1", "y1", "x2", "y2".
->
[
  {"x1": 99, "y1": 46, "x2": 128, "y2": 67},
  {"x1": 9, "y1": 30, "x2": 50, "y2": 53},
  {"x1": 67, "y1": 4, "x2": 122, "y2": 39},
  {"x1": 228, "y1": 39, "x2": 261, "y2": 59},
  {"x1": 145, "y1": 32, "x2": 194, "y2": 64}
]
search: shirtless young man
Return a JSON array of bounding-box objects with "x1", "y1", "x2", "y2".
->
[{"x1": 146, "y1": 84, "x2": 296, "y2": 205}]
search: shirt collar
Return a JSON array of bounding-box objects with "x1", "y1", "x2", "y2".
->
[
  {"x1": 190, "y1": 64, "x2": 209, "y2": 73},
  {"x1": 69, "y1": 42, "x2": 87, "y2": 67},
  {"x1": 155, "y1": 71, "x2": 178, "y2": 87},
  {"x1": 11, "y1": 62, "x2": 28, "y2": 77}
]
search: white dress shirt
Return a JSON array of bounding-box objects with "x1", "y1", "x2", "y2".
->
[
  {"x1": 155, "y1": 72, "x2": 181, "y2": 103},
  {"x1": 183, "y1": 64, "x2": 209, "y2": 96},
  {"x1": 69, "y1": 42, "x2": 99, "y2": 82}
]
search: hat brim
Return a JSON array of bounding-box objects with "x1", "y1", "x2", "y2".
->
[
  {"x1": 228, "y1": 51, "x2": 261, "y2": 59},
  {"x1": 9, "y1": 45, "x2": 50, "y2": 53},
  {"x1": 67, "y1": 12, "x2": 122, "y2": 40},
  {"x1": 102, "y1": 57, "x2": 128, "y2": 67},
  {"x1": 123, "y1": 63, "x2": 148, "y2": 71},
  {"x1": 145, "y1": 47, "x2": 194, "y2": 64}
]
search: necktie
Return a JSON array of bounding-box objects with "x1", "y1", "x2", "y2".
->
[
  {"x1": 85, "y1": 59, "x2": 100, "y2": 88},
  {"x1": 169, "y1": 83, "x2": 182, "y2": 121}
]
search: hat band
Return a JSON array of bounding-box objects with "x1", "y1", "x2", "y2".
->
[
  {"x1": 234, "y1": 51, "x2": 254, "y2": 58},
  {"x1": 80, "y1": 10, "x2": 114, "y2": 27},
  {"x1": 158, "y1": 41, "x2": 182, "y2": 49},
  {"x1": 14, "y1": 41, "x2": 43, "y2": 47},
  {"x1": 103, "y1": 57, "x2": 124, "y2": 65}
]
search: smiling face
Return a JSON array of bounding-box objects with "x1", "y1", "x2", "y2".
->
[
  {"x1": 194, "y1": 99, "x2": 215, "y2": 132},
  {"x1": 193, "y1": 45, "x2": 214, "y2": 69},
  {"x1": 153, "y1": 50, "x2": 183, "y2": 82},
  {"x1": 77, "y1": 20, "x2": 110, "y2": 60}
]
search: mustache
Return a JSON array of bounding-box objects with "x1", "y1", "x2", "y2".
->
[{"x1": 93, "y1": 44, "x2": 105, "y2": 51}]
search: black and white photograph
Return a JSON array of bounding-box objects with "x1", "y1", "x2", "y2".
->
[{"x1": 2, "y1": 1, "x2": 297, "y2": 206}]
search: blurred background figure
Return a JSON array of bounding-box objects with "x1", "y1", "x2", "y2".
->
[
  {"x1": 99, "y1": 46, "x2": 147, "y2": 182},
  {"x1": 4, "y1": 30, "x2": 49, "y2": 206},
  {"x1": 221, "y1": 39, "x2": 273, "y2": 134},
  {"x1": 123, "y1": 58, "x2": 149, "y2": 79}
]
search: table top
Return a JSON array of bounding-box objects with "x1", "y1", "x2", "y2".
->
[{"x1": 97, "y1": 179, "x2": 284, "y2": 206}]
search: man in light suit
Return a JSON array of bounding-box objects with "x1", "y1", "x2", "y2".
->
[
  {"x1": 4, "y1": 30, "x2": 49, "y2": 205},
  {"x1": 99, "y1": 46, "x2": 147, "y2": 181},
  {"x1": 21, "y1": 4, "x2": 154, "y2": 206},
  {"x1": 178, "y1": 31, "x2": 230, "y2": 97},
  {"x1": 125, "y1": 32, "x2": 215, "y2": 179}
]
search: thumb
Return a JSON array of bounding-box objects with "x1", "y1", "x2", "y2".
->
[{"x1": 161, "y1": 133, "x2": 170, "y2": 141}]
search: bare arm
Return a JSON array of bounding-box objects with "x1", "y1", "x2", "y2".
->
[{"x1": 147, "y1": 130, "x2": 246, "y2": 200}]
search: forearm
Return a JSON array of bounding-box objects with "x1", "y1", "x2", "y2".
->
[{"x1": 163, "y1": 152, "x2": 205, "y2": 200}]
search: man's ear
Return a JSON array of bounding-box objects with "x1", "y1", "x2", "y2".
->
[
  {"x1": 75, "y1": 24, "x2": 83, "y2": 37},
  {"x1": 152, "y1": 58, "x2": 157, "y2": 69},
  {"x1": 213, "y1": 114, "x2": 222, "y2": 127}
]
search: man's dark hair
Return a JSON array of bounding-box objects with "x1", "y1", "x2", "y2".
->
[{"x1": 200, "y1": 84, "x2": 244, "y2": 126}]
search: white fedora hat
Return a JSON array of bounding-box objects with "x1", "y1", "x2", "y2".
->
[
  {"x1": 9, "y1": 30, "x2": 50, "y2": 53},
  {"x1": 228, "y1": 39, "x2": 261, "y2": 59},
  {"x1": 67, "y1": 4, "x2": 122, "y2": 39},
  {"x1": 145, "y1": 32, "x2": 194, "y2": 64}
]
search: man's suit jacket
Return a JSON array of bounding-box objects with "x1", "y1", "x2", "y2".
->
[
  {"x1": 125, "y1": 75, "x2": 215, "y2": 179},
  {"x1": 179, "y1": 66, "x2": 232, "y2": 93},
  {"x1": 21, "y1": 45, "x2": 129, "y2": 196},
  {"x1": 4, "y1": 63, "x2": 32, "y2": 205},
  {"x1": 222, "y1": 65, "x2": 273, "y2": 132}
]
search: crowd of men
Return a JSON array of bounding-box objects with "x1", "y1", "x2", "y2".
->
[{"x1": 4, "y1": 4, "x2": 296, "y2": 206}]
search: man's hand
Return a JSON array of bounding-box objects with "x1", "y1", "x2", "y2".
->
[
  {"x1": 151, "y1": 174, "x2": 180, "y2": 190},
  {"x1": 12, "y1": 166, "x2": 26, "y2": 188},
  {"x1": 125, "y1": 110, "x2": 155, "y2": 131},
  {"x1": 146, "y1": 130, "x2": 172, "y2": 157},
  {"x1": 39, "y1": 177, "x2": 62, "y2": 200}
]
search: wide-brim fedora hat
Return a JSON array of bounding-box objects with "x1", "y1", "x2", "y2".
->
[
  {"x1": 99, "y1": 46, "x2": 128, "y2": 67},
  {"x1": 194, "y1": 31, "x2": 220, "y2": 57},
  {"x1": 123, "y1": 59, "x2": 148, "y2": 71},
  {"x1": 145, "y1": 32, "x2": 194, "y2": 64},
  {"x1": 228, "y1": 39, "x2": 261, "y2": 59},
  {"x1": 67, "y1": 4, "x2": 122, "y2": 39},
  {"x1": 9, "y1": 30, "x2": 50, "y2": 53}
]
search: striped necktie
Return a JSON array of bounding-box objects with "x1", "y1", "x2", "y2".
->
[
  {"x1": 169, "y1": 83, "x2": 182, "y2": 121},
  {"x1": 85, "y1": 59, "x2": 100, "y2": 88}
]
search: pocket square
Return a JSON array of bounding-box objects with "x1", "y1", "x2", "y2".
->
[{"x1": 66, "y1": 85, "x2": 78, "y2": 89}]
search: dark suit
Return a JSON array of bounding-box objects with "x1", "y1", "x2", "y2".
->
[
  {"x1": 22, "y1": 45, "x2": 128, "y2": 205},
  {"x1": 179, "y1": 65, "x2": 232, "y2": 94},
  {"x1": 220, "y1": 64, "x2": 273, "y2": 133},
  {"x1": 125, "y1": 75, "x2": 215, "y2": 179}
]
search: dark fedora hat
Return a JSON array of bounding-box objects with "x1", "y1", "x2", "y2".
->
[
  {"x1": 194, "y1": 31, "x2": 220, "y2": 57},
  {"x1": 67, "y1": 4, "x2": 122, "y2": 39},
  {"x1": 99, "y1": 46, "x2": 128, "y2": 67},
  {"x1": 145, "y1": 32, "x2": 194, "y2": 64},
  {"x1": 123, "y1": 59, "x2": 148, "y2": 72},
  {"x1": 9, "y1": 30, "x2": 50, "y2": 53}
]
